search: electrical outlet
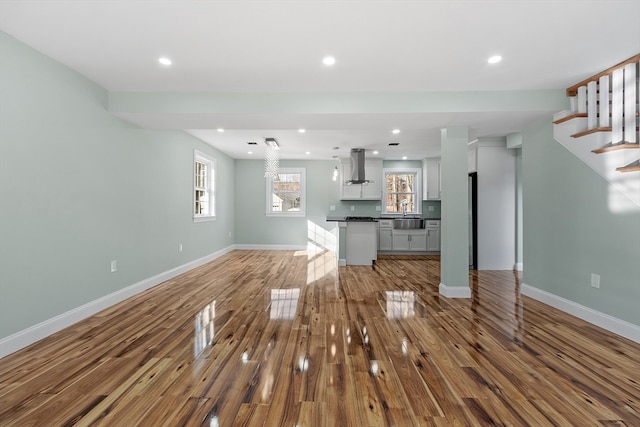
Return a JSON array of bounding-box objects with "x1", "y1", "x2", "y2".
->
[
  {"x1": 179, "y1": 243, "x2": 183, "y2": 252},
  {"x1": 428, "y1": 206, "x2": 434, "y2": 212},
  {"x1": 329, "y1": 205, "x2": 336, "y2": 211},
  {"x1": 590, "y1": 273, "x2": 600, "y2": 288},
  {"x1": 110, "y1": 260, "x2": 117, "y2": 273},
  {"x1": 375, "y1": 205, "x2": 381, "y2": 211},
  {"x1": 351, "y1": 205, "x2": 355, "y2": 211}
]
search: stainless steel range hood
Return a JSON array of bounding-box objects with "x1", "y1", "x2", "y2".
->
[{"x1": 347, "y1": 148, "x2": 369, "y2": 184}]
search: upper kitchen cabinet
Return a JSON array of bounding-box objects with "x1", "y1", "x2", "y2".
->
[
  {"x1": 339, "y1": 158, "x2": 383, "y2": 200},
  {"x1": 422, "y1": 151, "x2": 477, "y2": 199},
  {"x1": 422, "y1": 158, "x2": 441, "y2": 200}
]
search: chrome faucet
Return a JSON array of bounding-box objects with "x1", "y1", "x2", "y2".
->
[{"x1": 400, "y1": 199, "x2": 408, "y2": 217}]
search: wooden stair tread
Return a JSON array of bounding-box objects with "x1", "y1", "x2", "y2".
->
[
  {"x1": 571, "y1": 127, "x2": 612, "y2": 138},
  {"x1": 616, "y1": 160, "x2": 640, "y2": 172},
  {"x1": 592, "y1": 142, "x2": 640, "y2": 154},
  {"x1": 553, "y1": 113, "x2": 587, "y2": 124},
  {"x1": 554, "y1": 112, "x2": 639, "y2": 126},
  {"x1": 571, "y1": 126, "x2": 639, "y2": 138}
]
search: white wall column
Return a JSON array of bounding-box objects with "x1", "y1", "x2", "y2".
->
[{"x1": 439, "y1": 126, "x2": 471, "y2": 298}]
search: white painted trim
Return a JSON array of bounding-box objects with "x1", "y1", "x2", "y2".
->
[
  {"x1": 233, "y1": 244, "x2": 307, "y2": 251},
  {"x1": 513, "y1": 263, "x2": 523, "y2": 271},
  {"x1": 439, "y1": 283, "x2": 471, "y2": 298},
  {"x1": 521, "y1": 283, "x2": 640, "y2": 343},
  {"x1": 193, "y1": 149, "x2": 217, "y2": 221},
  {"x1": 382, "y1": 167, "x2": 423, "y2": 215},
  {"x1": 0, "y1": 246, "x2": 234, "y2": 358},
  {"x1": 265, "y1": 167, "x2": 306, "y2": 217}
]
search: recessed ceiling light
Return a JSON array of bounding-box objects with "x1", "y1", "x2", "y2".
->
[
  {"x1": 488, "y1": 55, "x2": 502, "y2": 64},
  {"x1": 392, "y1": 129, "x2": 400, "y2": 134},
  {"x1": 305, "y1": 151, "x2": 311, "y2": 155},
  {"x1": 373, "y1": 150, "x2": 379, "y2": 155},
  {"x1": 217, "y1": 128, "x2": 224, "y2": 133},
  {"x1": 298, "y1": 128, "x2": 306, "y2": 133},
  {"x1": 402, "y1": 156, "x2": 408, "y2": 160},
  {"x1": 158, "y1": 57, "x2": 172, "y2": 66},
  {"x1": 322, "y1": 56, "x2": 336, "y2": 66},
  {"x1": 248, "y1": 151, "x2": 253, "y2": 155}
]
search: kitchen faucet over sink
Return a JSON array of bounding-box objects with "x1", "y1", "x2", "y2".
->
[{"x1": 400, "y1": 199, "x2": 409, "y2": 217}]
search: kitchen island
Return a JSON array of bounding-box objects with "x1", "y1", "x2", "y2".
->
[
  {"x1": 326, "y1": 216, "x2": 378, "y2": 266},
  {"x1": 327, "y1": 215, "x2": 441, "y2": 265},
  {"x1": 345, "y1": 218, "x2": 378, "y2": 266}
]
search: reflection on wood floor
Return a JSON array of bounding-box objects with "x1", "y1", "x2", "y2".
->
[{"x1": 1, "y1": 250, "x2": 639, "y2": 426}]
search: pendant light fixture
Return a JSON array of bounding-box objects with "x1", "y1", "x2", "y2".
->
[{"x1": 264, "y1": 138, "x2": 280, "y2": 179}]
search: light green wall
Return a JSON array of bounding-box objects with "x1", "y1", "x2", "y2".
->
[
  {"x1": 234, "y1": 160, "x2": 341, "y2": 247},
  {"x1": 522, "y1": 119, "x2": 640, "y2": 326},
  {"x1": 0, "y1": 32, "x2": 235, "y2": 338}
]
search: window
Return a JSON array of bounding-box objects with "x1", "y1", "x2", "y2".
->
[
  {"x1": 382, "y1": 168, "x2": 422, "y2": 215},
  {"x1": 194, "y1": 150, "x2": 215, "y2": 222},
  {"x1": 266, "y1": 168, "x2": 306, "y2": 217}
]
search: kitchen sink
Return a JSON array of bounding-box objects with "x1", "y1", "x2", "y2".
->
[{"x1": 393, "y1": 218, "x2": 425, "y2": 229}]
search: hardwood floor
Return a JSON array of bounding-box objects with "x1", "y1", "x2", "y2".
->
[{"x1": 1, "y1": 250, "x2": 638, "y2": 426}]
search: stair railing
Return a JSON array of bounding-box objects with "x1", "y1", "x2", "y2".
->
[{"x1": 562, "y1": 54, "x2": 640, "y2": 172}]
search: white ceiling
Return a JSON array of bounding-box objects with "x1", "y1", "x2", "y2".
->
[{"x1": 2, "y1": 0, "x2": 639, "y2": 160}]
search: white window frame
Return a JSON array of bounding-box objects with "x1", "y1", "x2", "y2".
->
[
  {"x1": 382, "y1": 168, "x2": 422, "y2": 215},
  {"x1": 266, "y1": 168, "x2": 306, "y2": 217},
  {"x1": 193, "y1": 150, "x2": 216, "y2": 222}
]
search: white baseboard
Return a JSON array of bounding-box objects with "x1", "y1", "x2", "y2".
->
[
  {"x1": 0, "y1": 245, "x2": 234, "y2": 358},
  {"x1": 439, "y1": 282, "x2": 472, "y2": 298},
  {"x1": 233, "y1": 244, "x2": 307, "y2": 251},
  {"x1": 513, "y1": 263, "x2": 523, "y2": 271},
  {"x1": 521, "y1": 283, "x2": 640, "y2": 343}
]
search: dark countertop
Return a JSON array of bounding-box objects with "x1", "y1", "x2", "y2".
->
[
  {"x1": 326, "y1": 215, "x2": 440, "y2": 221},
  {"x1": 326, "y1": 215, "x2": 378, "y2": 222}
]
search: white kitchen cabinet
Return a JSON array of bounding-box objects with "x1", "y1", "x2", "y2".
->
[
  {"x1": 378, "y1": 219, "x2": 393, "y2": 250},
  {"x1": 426, "y1": 220, "x2": 441, "y2": 252},
  {"x1": 422, "y1": 158, "x2": 441, "y2": 200},
  {"x1": 340, "y1": 158, "x2": 383, "y2": 200},
  {"x1": 391, "y1": 229, "x2": 427, "y2": 251},
  {"x1": 392, "y1": 232, "x2": 411, "y2": 251},
  {"x1": 379, "y1": 229, "x2": 393, "y2": 251},
  {"x1": 341, "y1": 177, "x2": 362, "y2": 199},
  {"x1": 426, "y1": 228, "x2": 440, "y2": 251},
  {"x1": 362, "y1": 159, "x2": 382, "y2": 199}
]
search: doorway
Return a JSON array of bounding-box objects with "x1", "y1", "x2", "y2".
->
[{"x1": 469, "y1": 172, "x2": 477, "y2": 269}]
